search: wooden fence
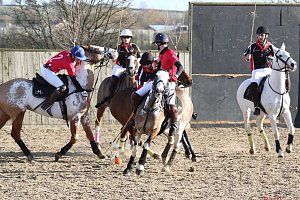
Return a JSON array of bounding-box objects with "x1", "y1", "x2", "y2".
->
[{"x1": 0, "y1": 49, "x2": 190, "y2": 126}]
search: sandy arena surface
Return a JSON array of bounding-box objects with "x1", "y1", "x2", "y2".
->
[{"x1": 1, "y1": 124, "x2": 300, "y2": 199}]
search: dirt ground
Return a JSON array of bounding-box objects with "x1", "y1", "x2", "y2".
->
[{"x1": 1, "y1": 124, "x2": 300, "y2": 200}]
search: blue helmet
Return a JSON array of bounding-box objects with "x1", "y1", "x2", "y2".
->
[
  {"x1": 70, "y1": 45, "x2": 87, "y2": 61},
  {"x1": 152, "y1": 33, "x2": 169, "y2": 44}
]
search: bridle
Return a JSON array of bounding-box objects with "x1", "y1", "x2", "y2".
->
[
  {"x1": 271, "y1": 49, "x2": 291, "y2": 72},
  {"x1": 268, "y1": 49, "x2": 291, "y2": 95}
]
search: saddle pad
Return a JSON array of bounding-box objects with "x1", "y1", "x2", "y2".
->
[
  {"x1": 32, "y1": 78, "x2": 55, "y2": 98},
  {"x1": 32, "y1": 73, "x2": 69, "y2": 98}
]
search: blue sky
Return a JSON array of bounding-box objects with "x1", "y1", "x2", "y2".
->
[
  {"x1": 129, "y1": 0, "x2": 257, "y2": 11},
  {"x1": 129, "y1": 0, "x2": 191, "y2": 11}
]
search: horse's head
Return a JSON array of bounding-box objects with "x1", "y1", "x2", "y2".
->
[
  {"x1": 273, "y1": 43, "x2": 297, "y2": 72},
  {"x1": 143, "y1": 70, "x2": 169, "y2": 111},
  {"x1": 80, "y1": 45, "x2": 104, "y2": 66},
  {"x1": 126, "y1": 54, "x2": 138, "y2": 77},
  {"x1": 81, "y1": 45, "x2": 118, "y2": 68}
]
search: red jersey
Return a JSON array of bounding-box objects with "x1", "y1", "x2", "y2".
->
[
  {"x1": 159, "y1": 48, "x2": 178, "y2": 81},
  {"x1": 45, "y1": 50, "x2": 76, "y2": 76}
]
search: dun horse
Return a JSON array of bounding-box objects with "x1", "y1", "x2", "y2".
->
[
  {"x1": 0, "y1": 45, "x2": 116, "y2": 161},
  {"x1": 236, "y1": 43, "x2": 297, "y2": 157},
  {"x1": 123, "y1": 70, "x2": 194, "y2": 176}
]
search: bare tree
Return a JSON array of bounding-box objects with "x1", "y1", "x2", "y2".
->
[
  {"x1": 163, "y1": 11, "x2": 188, "y2": 51},
  {"x1": 1, "y1": 0, "x2": 136, "y2": 49}
]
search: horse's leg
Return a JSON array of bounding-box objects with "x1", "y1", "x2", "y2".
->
[
  {"x1": 81, "y1": 113, "x2": 106, "y2": 159},
  {"x1": 55, "y1": 117, "x2": 80, "y2": 161},
  {"x1": 0, "y1": 109, "x2": 10, "y2": 129},
  {"x1": 181, "y1": 132, "x2": 191, "y2": 158},
  {"x1": 257, "y1": 114, "x2": 270, "y2": 151},
  {"x1": 136, "y1": 135, "x2": 152, "y2": 176},
  {"x1": 182, "y1": 130, "x2": 197, "y2": 162},
  {"x1": 123, "y1": 133, "x2": 140, "y2": 176},
  {"x1": 119, "y1": 124, "x2": 129, "y2": 152},
  {"x1": 281, "y1": 111, "x2": 295, "y2": 153},
  {"x1": 244, "y1": 108, "x2": 255, "y2": 154},
  {"x1": 269, "y1": 114, "x2": 283, "y2": 158},
  {"x1": 11, "y1": 111, "x2": 33, "y2": 161},
  {"x1": 95, "y1": 105, "x2": 106, "y2": 145}
]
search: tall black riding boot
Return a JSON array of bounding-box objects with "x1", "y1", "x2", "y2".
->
[
  {"x1": 106, "y1": 75, "x2": 119, "y2": 100},
  {"x1": 41, "y1": 85, "x2": 66, "y2": 116},
  {"x1": 250, "y1": 82, "x2": 260, "y2": 116}
]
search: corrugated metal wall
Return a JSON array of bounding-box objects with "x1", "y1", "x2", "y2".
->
[
  {"x1": 190, "y1": 3, "x2": 300, "y2": 125},
  {"x1": 0, "y1": 49, "x2": 189, "y2": 125}
]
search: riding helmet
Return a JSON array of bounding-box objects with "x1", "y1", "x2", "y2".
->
[
  {"x1": 120, "y1": 29, "x2": 133, "y2": 37},
  {"x1": 152, "y1": 33, "x2": 169, "y2": 44},
  {"x1": 70, "y1": 45, "x2": 87, "y2": 61},
  {"x1": 140, "y1": 52, "x2": 154, "y2": 65},
  {"x1": 256, "y1": 26, "x2": 269, "y2": 35}
]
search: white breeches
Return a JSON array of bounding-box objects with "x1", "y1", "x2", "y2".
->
[
  {"x1": 165, "y1": 82, "x2": 176, "y2": 105},
  {"x1": 40, "y1": 66, "x2": 64, "y2": 88},
  {"x1": 112, "y1": 64, "x2": 126, "y2": 77},
  {"x1": 136, "y1": 81, "x2": 153, "y2": 96},
  {"x1": 251, "y1": 68, "x2": 271, "y2": 84}
]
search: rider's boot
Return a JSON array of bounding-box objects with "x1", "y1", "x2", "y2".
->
[
  {"x1": 41, "y1": 85, "x2": 66, "y2": 116},
  {"x1": 106, "y1": 75, "x2": 119, "y2": 101},
  {"x1": 250, "y1": 82, "x2": 260, "y2": 116},
  {"x1": 285, "y1": 73, "x2": 291, "y2": 92},
  {"x1": 131, "y1": 92, "x2": 141, "y2": 114}
]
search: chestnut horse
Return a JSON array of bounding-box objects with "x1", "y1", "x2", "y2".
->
[{"x1": 0, "y1": 45, "x2": 116, "y2": 161}]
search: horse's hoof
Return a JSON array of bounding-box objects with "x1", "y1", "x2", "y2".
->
[
  {"x1": 152, "y1": 153, "x2": 161, "y2": 160},
  {"x1": 249, "y1": 149, "x2": 255, "y2": 154},
  {"x1": 27, "y1": 154, "x2": 34, "y2": 162},
  {"x1": 191, "y1": 156, "x2": 197, "y2": 162},
  {"x1": 162, "y1": 165, "x2": 170, "y2": 172},
  {"x1": 123, "y1": 168, "x2": 131, "y2": 176},
  {"x1": 185, "y1": 153, "x2": 190, "y2": 159},
  {"x1": 278, "y1": 151, "x2": 284, "y2": 158},
  {"x1": 97, "y1": 153, "x2": 106, "y2": 159},
  {"x1": 135, "y1": 169, "x2": 144, "y2": 176},
  {"x1": 162, "y1": 157, "x2": 167, "y2": 165},
  {"x1": 265, "y1": 146, "x2": 270, "y2": 152},
  {"x1": 286, "y1": 146, "x2": 292, "y2": 153},
  {"x1": 55, "y1": 152, "x2": 62, "y2": 162}
]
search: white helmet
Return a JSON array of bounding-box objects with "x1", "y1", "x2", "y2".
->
[{"x1": 120, "y1": 29, "x2": 133, "y2": 37}]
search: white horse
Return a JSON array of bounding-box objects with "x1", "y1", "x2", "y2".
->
[{"x1": 236, "y1": 43, "x2": 297, "y2": 157}]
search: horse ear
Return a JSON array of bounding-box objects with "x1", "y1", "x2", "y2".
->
[{"x1": 280, "y1": 43, "x2": 286, "y2": 50}]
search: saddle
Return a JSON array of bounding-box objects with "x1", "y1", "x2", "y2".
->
[
  {"x1": 32, "y1": 73, "x2": 69, "y2": 99},
  {"x1": 243, "y1": 76, "x2": 268, "y2": 114},
  {"x1": 32, "y1": 73, "x2": 69, "y2": 121}
]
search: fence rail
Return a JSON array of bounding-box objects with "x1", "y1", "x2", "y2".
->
[{"x1": 0, "y1": 49, "x2": 190, "y2": 125}]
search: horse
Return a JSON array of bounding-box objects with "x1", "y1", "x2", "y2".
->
[
  {"x1": 94, "y1": 53, "x2": 138, "y2": 149},
  {"x1": 123, "y1": 70, "x2": 194, "y2": 176},
  {"x1": 236, "y1": 43, "x2": 297, "y2": 158},
  {"x1": 0, "y1": 45, "x2": 116, "y2": 161}
]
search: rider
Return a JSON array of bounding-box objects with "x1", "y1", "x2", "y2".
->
[
  {"x1": 152, "y1": 33, "x2": 184, "y2": 138},
  {"x1": 106, "y1": 28, "x2": 141, "y2": 101},
  {"x1": 40, "y1": 45, "x2": 87, "y2": 116},
  {"x1": 131, "y1": 51, "x2": 157, "y2": 113},
  {"x1": 244, "y1": 26, "x2": 274, "y2": 116}
]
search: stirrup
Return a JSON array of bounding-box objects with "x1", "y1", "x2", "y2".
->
[{"x1": 253, "y1": 107, "x2": 260, "y2": 116}]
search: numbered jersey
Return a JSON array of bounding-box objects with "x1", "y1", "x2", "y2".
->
[{"x1": 45, "y1": 50, "x2": 76, "y2": 76}]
